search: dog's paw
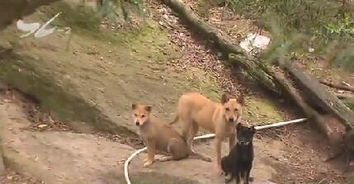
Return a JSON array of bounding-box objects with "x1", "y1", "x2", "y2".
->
[
  {"x1": 218, "y1": 169, "x2": 225, "y2": 176},
  {"x1": 215, "y1": 166, "x2": 224, "y2": 176},
  {"x1": 143, "y1": 160, "x2": 153, "y2": 167},
  {"x1": 224, "y1": 174, "x2": 232, "y2": 183},
  {"x1": 157, "y1": 155, "x2": 173, "y2": 162},
  {"x1": 202, "y1": 156, "x2": 212, "y2": 162}
]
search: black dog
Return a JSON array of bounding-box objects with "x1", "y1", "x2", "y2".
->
[{"x1": 221, "y1": 123, "x2": 256, "y2": 184}]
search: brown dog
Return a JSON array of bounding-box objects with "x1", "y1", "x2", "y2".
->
[
  {"x1": 171, "y1": 92, "x2": 243, "y2": 174},
  {"x1": 132, "y1": 104, "x2": 189, "y2": 167}
]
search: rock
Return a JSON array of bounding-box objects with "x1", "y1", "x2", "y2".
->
[
  {"x1": 0, "y1": 100, "x2": 134, "y2": 183},
  {"x1": 0, "y1": 10, "x2": 190, "y2": 136}
]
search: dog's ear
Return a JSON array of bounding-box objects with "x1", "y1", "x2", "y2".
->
[
  {"x1": 221, "y1": 94, "x2": 230, "y2": 104},
  {"x1": 144, "y1": 105, "x2": 152, "y2": 112},
  {"x1": 237, "y1": 94, "x2": 245, "y2": 105},
  {"x1": 132, "y1": 103, "x2": 137, "y2": 110},
  {"x1": 236, "y1": 123, "x2": 242, "y2": 131}
]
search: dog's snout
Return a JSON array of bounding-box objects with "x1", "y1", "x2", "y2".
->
[
  {"x1": 135, "y1": 121, "x2": 140, "y2": 126},
  {"x1": 239, "y1": 141, "x2": 247, "y2": 145},
  {"x1": 228, "y1": 117, "x2": 234, "y2": 122}
]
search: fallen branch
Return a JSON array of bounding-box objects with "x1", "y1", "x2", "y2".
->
[
  {"x1": 270, "y1": 66, "x2": 346, "y2": 147},
  {"x1": 228, "y1": 54, "x2": 281, "y2": 95},
  {"x1": 320, "y1": 80, "x2": 354, "y2": 93},
  {"x1": 123, "y1": 118, "x2": 307, "y2": 184},
  {"x1": 162, "y1": 0, "x2": 244, "y2": 54},
  {"x1": 280, "y1": 60, "x2": 354, "y2": 129}
]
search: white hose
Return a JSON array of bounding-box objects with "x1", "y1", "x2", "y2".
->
[
  {"x1": 255, "y1": 118, "x2": 307, "y2": 130},
  {"x1": 124, "y1": 147, "x2": 147, "y2": 184},
  {"x1": 123, "y1": 118, "x2": 307, "y2": 184},
  {"x1": 123, "y1": 133, "x2": 215, "y2": 184}
]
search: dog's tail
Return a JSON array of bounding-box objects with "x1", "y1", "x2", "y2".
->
[{"x1": 169, "y1": 115, "x2": 179, "y2": 125}]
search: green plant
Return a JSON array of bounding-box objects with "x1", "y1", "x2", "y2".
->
[
  {"x1": 227, "y1": 0, "x2": 353, "y2": 39},
  {"x1": 333, "y1": 43, "x2": 354, "y2": 69},
  {"x1": 225, "y1": 0, "x2": 354, "y2": 71},
  {"x1": 324, "y1": 12, "x2": 354, "y2": 37}
]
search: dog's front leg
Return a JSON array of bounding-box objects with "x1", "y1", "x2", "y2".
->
[
  {"x1": 224, "y1": 173, "x2": 233, "y2": 184},
  {"x1": 245, "y1": 166, "x2": 252, "y2": 184},
  {"x1": 215, "y1": 136, "x2": 223, "y2": 175},
  {"x1": 229, "y1": 133, "x2": 236, "y2": 152},
  {"x1": 236, "y1": 113, "x2": 242, "y2": 125},
  {"x1": 245, "y1": 171, "x2": 250, "y2": 184},
  {"x1": 144, "y1": 140, "x2": 156, "y2": 167},
  {"x1": 235, "y1": 174, "x2": 241, "y2": 184}
]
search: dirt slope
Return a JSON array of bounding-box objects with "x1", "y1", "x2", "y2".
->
[{"x1": 0, "y1": 94, "x2": 134, "y2": 183}]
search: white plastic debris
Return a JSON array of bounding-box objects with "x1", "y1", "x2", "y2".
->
[
  {"x1": 34, "y1": 12, "x2": 62, "y2": 38},
  {"x1": 16, "y1": 12, "x2": 62, "y2": 38},
  {"x1": 34, "y1": 27, "x2": 56, "y2": 38},
  {"x1": 16, "y1": 20, "x2": 41, "y2": 38},
  {"x1": 240, "y1": 33, "x2": 271, "y2": 54},
  {"x1": 308, "y1": 47, "x2": 315, "y2": 53}
]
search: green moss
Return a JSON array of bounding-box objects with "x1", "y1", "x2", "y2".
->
[
  {"x1": 184, "y1": 67, "x2": 221, "y2": 101},
  {"x1": 120, "y1": 21, "x2": 181, "y2": 63},
  {"x1": 243, "y1": 96, "x2": 284, "y2": 125}
]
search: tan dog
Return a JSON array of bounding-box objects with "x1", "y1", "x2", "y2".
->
[
  {"x1": 132, "y1": 104, "x2": 189, "y2": 167},
  {"x1": 171, "y1": 92, "x2": 243, "y2": 174}
]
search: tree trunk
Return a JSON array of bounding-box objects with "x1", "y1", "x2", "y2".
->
[
  {"x1": 346, "y1": 130, "x2": 354, "y2": 152},
  {"x1": 279, "y1": 60, "x2": 354, "y2": 129},
  {"x1": 228, "y1": 54, "x2": 281, "y2": 94},
  {"x1": 162, "y1": 0, "x2": 244, "y2": 54},
  {"x1": 268, "y1": 65, "x2": 346, "y2": 148}
]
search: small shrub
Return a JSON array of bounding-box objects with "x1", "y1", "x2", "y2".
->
[{"x1": 44, "y1": 2, "x2": 101, "y2": 33}]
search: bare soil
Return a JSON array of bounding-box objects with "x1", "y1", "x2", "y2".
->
[{"x1": 0, "y1": 171, "x2": 45, "y2": 184}]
